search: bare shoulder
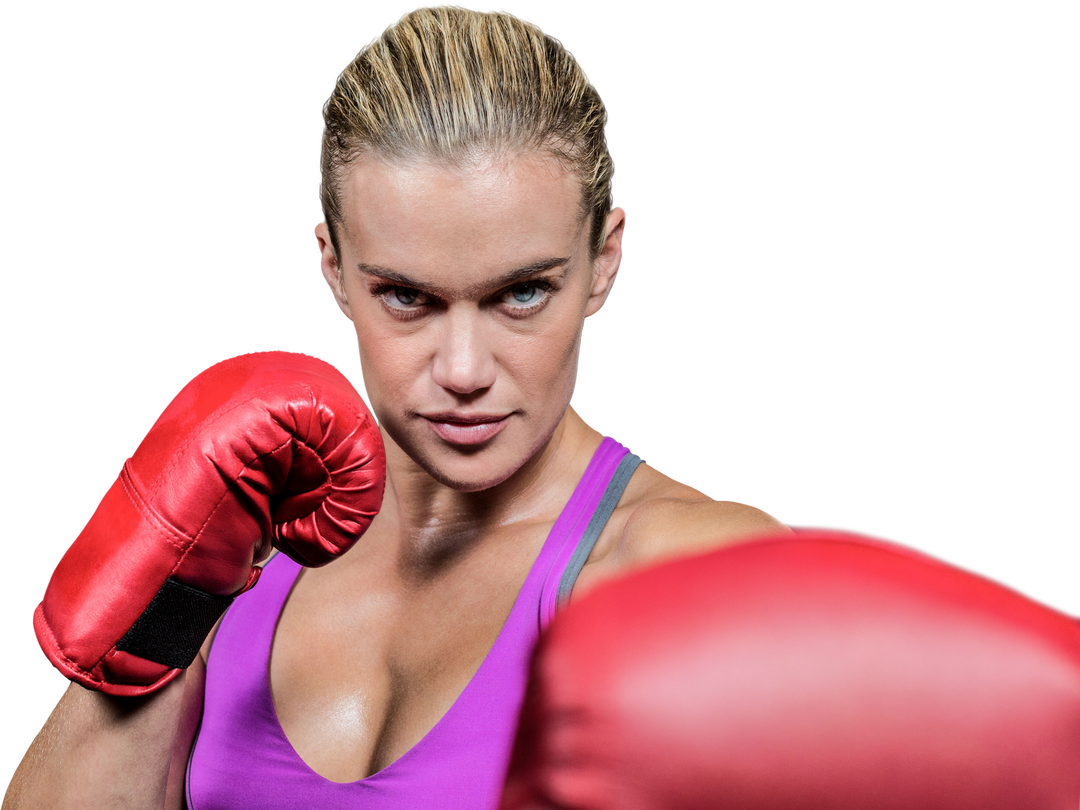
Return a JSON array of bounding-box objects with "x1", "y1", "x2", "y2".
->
[{"x1": 580, "y1": 462, "x2": 790, "y2": 592}]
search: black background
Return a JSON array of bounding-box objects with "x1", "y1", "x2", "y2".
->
[{"x1": 8, "y1": 4, "x2": 1071, "y2": 781}]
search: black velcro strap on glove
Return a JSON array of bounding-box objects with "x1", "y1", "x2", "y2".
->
[{"x1": 116, "y1": 578, "x2": 234, "y2": 669}]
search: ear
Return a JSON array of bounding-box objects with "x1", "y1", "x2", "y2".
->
[
  {"x1": 316, "y1": 222, "x2": 352, "y2": 320},
  {"x1": 584, "y1": 208, "x2": 625, "y2": 317}
]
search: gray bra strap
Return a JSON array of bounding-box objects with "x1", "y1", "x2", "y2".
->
[{"x1": 556, "y1": 452, "x2": 643, "y2": 610}]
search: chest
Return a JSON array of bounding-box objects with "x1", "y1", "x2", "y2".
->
[
  {"x1": 267, "y1": 521, "x2": 550, "y2": 782},
  {"x1": 245, "y1": 443, "x2": 641, "y2": 784}
]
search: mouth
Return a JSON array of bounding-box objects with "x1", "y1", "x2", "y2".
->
[{"x1": 420, "y1": 412, "x2": 511, "y2": 446}]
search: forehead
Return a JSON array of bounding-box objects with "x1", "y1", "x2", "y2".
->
[{"x1": 336, "y1": 152, "x2": 588, "y2": 285}]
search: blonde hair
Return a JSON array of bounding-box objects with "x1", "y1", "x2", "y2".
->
[{"x1": 320, "y1": 7, "x2": 613, "y2": 259}]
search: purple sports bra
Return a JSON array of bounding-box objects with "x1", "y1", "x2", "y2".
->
[{"x1": 186, "y1": 437, "x2": 640, "y2": 809}]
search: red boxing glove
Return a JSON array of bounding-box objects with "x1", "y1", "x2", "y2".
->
[
  {"x1": 504, "y1": 530, "x2": 1080, "y2": 809},
  {"x1": 34, "y1": 352, "x2": 385, "y2": 696}
]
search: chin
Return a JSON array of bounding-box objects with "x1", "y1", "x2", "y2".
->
[
  {"x1": 417, "y1": 446, "x2": 524, "y2": 493},
  {"x1": 394, "y1": 418, "x2": 560, "y2": 494}
]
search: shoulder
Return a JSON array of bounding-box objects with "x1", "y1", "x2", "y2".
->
[{"x1": 578, "y1": 462, "x2": 790, "y2": 594}]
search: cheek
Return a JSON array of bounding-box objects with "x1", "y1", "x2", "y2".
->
[
  {"x1": 352, "y1": 320, "x2": 427, "y2": 407},
  {"x1": 513, "y1": 266, "x2": 592, "y2": 382},
  {"x1": 510, "y1": 311, "x2": 585, "y2": 404}
]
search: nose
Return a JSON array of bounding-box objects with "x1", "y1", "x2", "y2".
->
[{"x1": 430, "y1": 306, "x2": 497, "y2": 395}]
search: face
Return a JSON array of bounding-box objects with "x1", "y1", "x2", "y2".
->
[{"x1": 316, "y1": 152, "x2": 624, "y2": 492}]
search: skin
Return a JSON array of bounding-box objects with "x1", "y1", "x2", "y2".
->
[
  {"x1": 319, "y1": 152, "x2": 610, "y2": 494},
  {"x1": 4, "y1": 148, "x2": 787, "y2": 807},
  {"x1": 275, "y1": 150, "x2": 788, "y2": 781}
]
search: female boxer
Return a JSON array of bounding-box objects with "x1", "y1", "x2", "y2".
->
[{"x1": 6, "y1": 8, "x2": 785, "y2": 809}]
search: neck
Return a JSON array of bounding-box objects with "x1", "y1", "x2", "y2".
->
[{"x1": 374, "y1": 408, "x2": 602, "y2": 572}]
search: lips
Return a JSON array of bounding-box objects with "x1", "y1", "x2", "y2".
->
[
  {"x1": 421, "y1": 412, "x2": 511, "y2": 446},
  {"x1": 419, "y1": 412, "x2": 507, "y2": 425}
]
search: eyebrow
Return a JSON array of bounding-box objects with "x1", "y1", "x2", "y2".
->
[{"x1": 355, "y1": 257, "x2": 572, "y2": 298}]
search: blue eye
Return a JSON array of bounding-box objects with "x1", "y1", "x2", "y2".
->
[
  {"x1": 376, "y1": 280, "x2": 551, "y2": 317},
  {"x1": 514, "y1": 285, "x2": 537, "y2": 302},
  {"x1": 384, "y1": 287, "x2": 424, "y2": 308},
  {"x1": 505, "y1": 283, "x2": 546, "y2": 308}
]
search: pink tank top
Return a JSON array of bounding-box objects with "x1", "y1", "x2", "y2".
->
[{"x1": 186, "y1": 438, "x2": 640, "y2": 809}]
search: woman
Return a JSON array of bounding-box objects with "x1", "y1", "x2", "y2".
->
[{"x1": 6, "y1": 8, "x2": 783, "y2": 809}]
